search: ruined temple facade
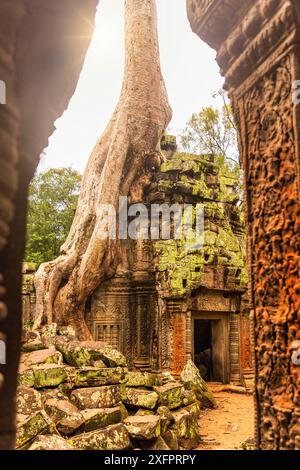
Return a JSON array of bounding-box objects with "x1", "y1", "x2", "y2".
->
[{"x1": 87, "y1": 137, "x2": 252, "y2": 386}]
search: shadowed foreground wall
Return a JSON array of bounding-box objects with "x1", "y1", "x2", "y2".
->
[{"x1": 0, "y1": 0, "x2": 98, "y2": 449}]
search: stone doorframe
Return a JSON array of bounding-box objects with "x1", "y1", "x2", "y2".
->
[
  {"x1": 187, "y1": 0, "x2": 300, "y2": 449},
  {"x1": 192, "y1": 311, "x2": 230, "y2": 384}
]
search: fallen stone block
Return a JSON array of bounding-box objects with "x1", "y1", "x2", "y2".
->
[
  {"x1": 125, "y1": 371, "x2": 159, "y2": 388},
  {"x1": 164, "y1": 429, "x2": 179, "y2": 450},
  {"x1": 73, "y1": 367, "x2": 126, "y2": 387},
  {"x1": 156, "y1": 406, "x2": 174, "y2": 435},
  {"x1": 69, "y1": 423, "x2": 131, "y2": 450},
  {"x1": 181, "y1": 360, "x2": 216, "y2": 408},
  {"x1": 121, "y1": 387, "x2": 158, "y2": 410},
  {"x1": 124, "y1": 415, "x2": 161, "y2": 441},
  {"x1": 17, "y1": 386, "x2": 42, "y2": 417},
  {"x1": 81, "y1": 406, "x2": 122, "y2": 432},
  {"x1": 171, "y1": 406, "x2": 201, "y2": 449},
  {"x1": 183, "y1": 389, "x2": 198, "y2": 406},
  {"x1": 18, "y1": 367, "x2": 35, "y2": 388},
  {"x1": 22, "y1": 332, "x2": 44, "y2": 352},
  {"x1": 28, "y1": 435, "x2": 74, "y2": 450},
  {"x1": 139, "y1": 436, "x2": 170, "y2": 450},
  {"x1": 21, "y1": 348, "x2": 63, "y2": 367},
  {"x1": 16, "y1": 411, "x2": 53, "y2": 449},
  {"x1": 44, "y1": 398, "x2": 84, "y2": 436},
  {"x1": 33, "y1": 364, "x2": 68, "y2": 388},
  {"x1": 56, "y1": 339, "x2": 126, "y2": 368},
  {"x1": 154, "y1": 382, "x2": 185, "y2": 409},
  {"x1": 71, "y1": 385, "x2": 121, "y2": 409}
]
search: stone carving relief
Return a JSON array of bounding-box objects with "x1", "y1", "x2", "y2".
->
[{"x1": 237, "y1": 55, "x2": 300, "y2": 449}]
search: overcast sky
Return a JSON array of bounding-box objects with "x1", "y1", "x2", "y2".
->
[{"x1": 40, "y1": 0, "x2": 224, "y2": 173}]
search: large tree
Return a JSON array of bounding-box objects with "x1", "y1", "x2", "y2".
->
[
  {"x1": 34, "y1": 0, "x2": 172, "y2": 337},
  {"x1": 26, "y1": 168, "x2": 81, "y2": 265}
]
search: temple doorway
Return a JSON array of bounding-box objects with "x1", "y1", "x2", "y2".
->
[{"x1": 193, "y1": 313, "x2": 230, "y2": 384}]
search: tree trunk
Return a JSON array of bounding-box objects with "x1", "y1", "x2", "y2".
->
[{"x1": 34, "y1": 0, "x2": 172, "y2": 338}]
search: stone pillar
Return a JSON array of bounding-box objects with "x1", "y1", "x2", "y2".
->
[
  {"x1": 187, "y1": 0, "x2": 300, "y2": 449},
  {"x1": 167, "y1": 299, "x2": 187, "y2": 377}
]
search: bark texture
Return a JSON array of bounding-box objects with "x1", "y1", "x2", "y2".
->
[{"x1": 34, "y1": 0, "x2": 172, "y2": 338}]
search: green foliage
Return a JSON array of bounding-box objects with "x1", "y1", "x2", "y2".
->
[
  {"x1": 179, "y1": 96, "x2": 243, "y2": 201},
  {"x1": 25, "y1": 168, "x2": 81, "y2": 266},
  {"x1": 179, "y1": 102, "x2": 238, "y2": 167}
]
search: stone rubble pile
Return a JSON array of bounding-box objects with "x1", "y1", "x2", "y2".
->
[{"x1": 17, "y1": 325, "x2": 216, "y2": 450}]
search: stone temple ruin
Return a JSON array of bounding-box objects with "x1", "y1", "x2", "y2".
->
[{"x1": 23, "y1": 137, "x2": 253, "y2": 390}]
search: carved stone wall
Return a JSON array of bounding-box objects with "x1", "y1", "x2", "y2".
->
[{"x1": 187, "y1": 0, "x2": 300, "y2": 449}]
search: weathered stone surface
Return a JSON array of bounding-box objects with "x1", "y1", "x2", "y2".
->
[
  {"x1": 22, "y1": 331, "x2": 44, "y2": 352},
  {"x1": 28, "y1": 435, "x2": 73, "y2": 450},
  {"x1": 18, "y1": 367, "x2": 35, "y2": 388},
  {"x1": 140, "y1": 436, "x2": 170, "y2": 450},
  {"x1": 124, "y1": 415, "x2": 161, "y2": 441},
  {"x1": 70, "y1": 423, "x2": 131, "y2": 450},
  {"x1": 16, "y1": 411, "x2": 52, "y2": 449},
  {"x1": 21, "y1": 348, "x2": 63, "y2": 367},
  {"x1": 125, "y1": 371, "x2": 159, "y2": 388},
  {"x1": 81, "y1": 407, "x2": 122, "y2": 432},
  {"x1": 17, "y1": 386, "x2": 42, "y2": 417},
  {"x1": 33, "y1": 364, "x2": 68, "y2": 388},
  {"x1": 121, "y1": 387, "x2": 158, "y2": 410},
  {"x1": 56, "y1": 339, "x2": 126, "y2": 368},
  {"x1": 181, "y1": 360, "x2": 216, "y2": 408},
  {"x1": 183, "y1": 389, "x2": 198, "y2": 406},
  {"x1": 44, "y1": 398, "x2": 84, "y2": 435},
  {"x1": 71, "y1": 385, "x2": 121, "y2": 409},
  {"x1": 164, "y1": 429, "x2": 179, "y2": 450},
  {"x1": 74, "y1": 367, "x2": 126, "y2": 387},
  {"x1": 185, "y1": 401, "x2": 201, "y2": 419},
  {"x1": 156, "y1": 406, "x2": 174, "y2": 435},
  {"x1": 171, "y1": 406, "x2": 201, "y2": 449},
  {"x1": 154, "y1": 382, "x2": 184, "y2": 409}
]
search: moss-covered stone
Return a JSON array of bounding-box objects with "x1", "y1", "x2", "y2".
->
[
  {"x1": 154, "y1": 382, "x2": 185, "y2": 410},
  {"x1": 33, "y1": 364, "x2": 68, "y2": 388},
  {"x1": 44, "y1": 398, "x2": 84, "y2": 435},
  {"x1": 16, "y1": 386, "x2": 42, "y2": 417},
  {"x1": 124, "y1": 415, "x2": 161, "y2": 441},
  {"x1": 69, "y1": 423, "x2": 131, "y2": 450},
  {"x1": 171, "y1": 406, "x2": 201, "y2": 450},
  {"x1": 181, "y1": 360, "x2": 216, "y2": 408},
  {"x1": 183, "y1": 389, "x2": 198, "y2": 406},
  {"x1": 81, "y1": 406, "x2": 122, "y2": 433},
  {"x1": 125, "y1": 371, "x2": 159, "y2": 388},
  {"x1": 73, "y1": 367, "x2": 126, "y2": 387},
  {"x1": 18, "y1": 368, "x2": 35, "y2": 388},
  {"x1": 156, "y1": 406, "x2": 174, "y2": 436},
  {"x1": 21, "y1": 348, "x2": 63, "y2": 367},
  {"x1": 71, "y1": 385, "x2": 121, "y2": 410},
  {"x1": 56, "y1": 339, "x2": 127, "y2": 368},
  {"x1": 16, "y1": 411, "x2": 52, "y2": 449},
  {"x1": 121, "y1": 387, "x2": 158, "y2": 410}
]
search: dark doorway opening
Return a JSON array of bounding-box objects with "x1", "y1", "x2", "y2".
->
[
  {"x1": 193, "y1": 317, "x2": 228, "y2": 383},
  {"x1": 194, "y1": 319, "x2": 212, "y2": 381}
]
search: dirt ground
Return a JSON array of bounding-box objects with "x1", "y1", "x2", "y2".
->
[{"x1": 197, "y1": 383, "x2": 255, "y2": 450}]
